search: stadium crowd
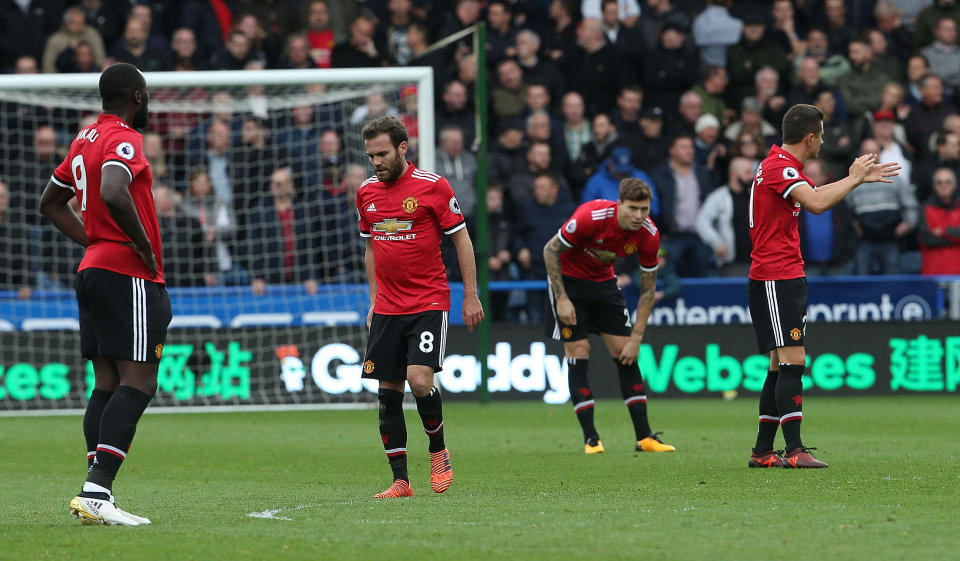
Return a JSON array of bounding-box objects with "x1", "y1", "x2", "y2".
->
[{"x1": 3, "y1": 0, "x2": 960, "y2": 321}]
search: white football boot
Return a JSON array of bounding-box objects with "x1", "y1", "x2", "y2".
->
[{"x1": 69, "y1": 495, "x2": 151, "y2": 526}]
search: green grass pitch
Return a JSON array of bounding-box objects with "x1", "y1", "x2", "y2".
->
[{"x1": 2, "y1": 396, "x2": 958, "y2": 560}]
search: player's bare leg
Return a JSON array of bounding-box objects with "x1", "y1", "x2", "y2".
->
[
  {"x1": 602, "y1": 334, "x2": 674, "y2": 452},
  {"x1": 408, "y1": 366, "x2": 452, "y2": 493},
  {"x1": 563, "y1": 339, "x2": 603, "y2": 453},
  {"x1": 375, "y1": 379, "x2": 412, "y2": 498}
]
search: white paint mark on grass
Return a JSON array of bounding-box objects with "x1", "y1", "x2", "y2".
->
[{"x1": 247, "y1": 504, "x2": 314, "y2": 521}]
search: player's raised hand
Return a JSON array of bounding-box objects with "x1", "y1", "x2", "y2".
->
[
  {"x1": 556, "y1": 296, "x2": 576, "y2": 326},
  {"x1": 463, "y1": 296, "x2": 484, "y2": 332},
  {"x1": 850, "y1": 153, "x2": 901, "y2": 184}
]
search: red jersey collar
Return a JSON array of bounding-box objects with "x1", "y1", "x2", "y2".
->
[
  {"x1": 384, "y1": 161, "x2": 414, "y2": 185},
  {"x1": 97, "y1": 113, "x2": 131, "y2": 127},
  {"x1": 769, "y1": 144, "x2": 805, "y2": 172}
]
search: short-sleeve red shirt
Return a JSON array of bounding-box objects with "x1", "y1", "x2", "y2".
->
[
  {"x1": 748, "y1": 145, "x2": 812, "y2": 281},
  {"x1": 357, "y1": 164, "x2": 466, "y2": 315},
  {"x1": 52, "y1": 113, "x2": 163, "y2": 283},
  {"x1": 557, "y1": 200, "x2": 660, "y2": 282}
]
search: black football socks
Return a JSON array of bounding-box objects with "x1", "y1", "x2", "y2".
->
[
  {"x1": 754, "y1": 370, "x2": 780, "y2": 453},
  {"x1": 567, "y1": 357, "x2": 598, "y2": 441},
  {"x1": 776, "y1": 363, "x2": 805, "y2": 452},
  {"x1": 83, "y1": 389, "x2": 113, "y2": 470},
  {"x1": 616, "y1": 360, "x2": 652, "y2": 441},
  {"x1": 378, "y1": 388, "x2": 408, "y2": 482},
  {"x1": 86, "y1": 386, "x2": 152, "y2": 490},
  {"x1": 415, "y1": 386, "x2": 445, "y2": 453}
]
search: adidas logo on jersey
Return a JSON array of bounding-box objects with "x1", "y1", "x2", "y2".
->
[{"x1": 367, "y1": 203, "x2": 377, "y2": 212}]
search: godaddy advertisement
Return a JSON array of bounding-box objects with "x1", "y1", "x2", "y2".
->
[{"x1": 0, "y1": 323, "x2": 957, "y2": 411}]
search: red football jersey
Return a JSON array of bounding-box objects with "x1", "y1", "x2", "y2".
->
[
  {"x1": 557, "y1": 200, "x2": 660, "y2": 282},
  {"x1": 52, "y1": 113, "x2": 164, "y2": 283},
  {"x1": 357, "y1": 164, "x2": 465, "y2": 315},
  {"x1": 748, "y1": 144, "x2": 812, "y2": 281}
]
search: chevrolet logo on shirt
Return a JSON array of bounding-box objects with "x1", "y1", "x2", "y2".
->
[{"x1": 372, "y1": 218, "x2": 413, "y2": 234}]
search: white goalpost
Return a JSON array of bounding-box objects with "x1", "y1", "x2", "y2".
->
[{"x1": 0, "y1": 67, "x2": 434, "y2": 412}]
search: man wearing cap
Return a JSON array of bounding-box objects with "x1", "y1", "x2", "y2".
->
[
  {"x1": 726, "y1": 12, "x2": 789, "y2": 106},
  {"x1": 582, "y1": 146, "x2": 660, "y2": 216},
  {"x1": 693, "y1": 113, "x2": 726, "y2": 178},
  {"x1": 642, "y1": 20, "x2": 699, "y2": 117},
  {"x1": 628, "y1": 106, "x2": 670, "y2": 173}
]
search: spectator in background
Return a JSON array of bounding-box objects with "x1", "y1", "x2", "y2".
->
[
  {"x1": 232, "y1": 116, "x2": 286, "y2": 217},
  {"x1": 507, "y1": 141, "x2": 567, "y2": 210},
  {"x1": 839, "y1": 38, "x2": 891, "y2": 140},
  {"x1": 693, "y1": 113, "x2": 726, "y2": 182},
  {"x1": 650, "y1": 134, "x2": 715, "y2": 277},
  {"x1": 582, "y1": 146, "x2": 660, "y2": 214},
  {"x1": 0, "y1": 0, "x2": 62, "y2": 72},
  {"x1": 868, "y1": 28, "x2": 904, "y2": 83},
  {"x1": 525, "y1": 110, "x2": 568, "y2": 175},
  {"x1": 871, "y1": 109, "x2": 912, "y2": 182},
  {"x1": 797, "y1": 28, "x2": 851, "y2": 87},
  {"x1": 112, "y1": 18, "x2": 171, "y2": 71},
  {"x1": 599, "y1": 0, "x2": 643, "y2": 66},
  {"x1": 240, "y1": 0, "x2": 299, "y2": 49},
  {"x1": 486, "y1": 0, "x2": 518, "y2": 65},
  {"x1": 630, "y1": 106, "x2": 670, "y2": 175},
  {"x1": 522, "y1": 85, "x2": 560, "y2": 133},
  {"x1": 814, "y1": 89, "x2": 854, "y2": 181},
  {"x1": 636, "y1": 0, "x2": 691, "y2": 53},
  {"x1": 913, "y1": 0, "x2": 960, "y2": 53},
  {"x1": 55, "y1": 40, "x2": 98, "y2": 73},
  {"x1": 277, "y1": 104, "x2": 320, "y2": 181},
  {"x1": 0, "y1": 181, "x2": 32, "y2": 299},
  {"x1": 915, "y1": 132, "x2": 960, "y2": 204},
  {"x1": 582, "y1": 0, "x2": 640, "y2": 23},
  {"x1": 436, "y1": 79, "x2": 475, "y2": 149},
  {"x1": 692, "y1": 66, "x2": 730, "y2": 124},
  {"x1": 754, "y1": 66, "x2": 789, "y2": 129},
  {"x1": 566, "y1": 18, "x2": 629, "y2": 116},
  {"x1": 154, "y1": 184, "x2": 211, "y2": 288},
  {"x1": 143, "y1": 132, "x2": 171, "y2": 186},
  {"x1": 668, "y1": 90, "x2": 704, "y2": 138},
  {"x1": 767, "y1": 0, "x2": 805, "y2": 61},
  {"x1": 904, "y1": 54, "x2": 933, "y2": 107},
  {"x1": 14, "y1": 55, "x2": 39, "y2": 74},
  {"x1": 281, "y1": 33, "x2": 313, "y2": 70},
  {"x1": 316, "y1": 129, "x2": 346, "y2": 197},
  {"x1": 436, "y1": 125, "x2": 478, "y2": 218},
  {"x1": 906, "y1": 74, "x2": 956, "y2": 161},
  {"x1": 329, "y1": 165, "x2": 369, "y2": 284},
  {"x1": 798, "y1": 159, "x2": 858, "y2": 276},
  {"x1": 211, "y1": 29, "x2": 254, "y2": 70},
  {"x1": 696, "y1": 156, "x2": 754, "y2": 277},
  {"x1": 190, "y1": 120, "x2": 236, "y2": 203},
  {"x1": 730, "y1": 131, "x2": 764, "y2": 172},
  {"x1": 407, "y1": 21, "x2": 446, "y2": 89},
  {"x1": 380, "y1": 0, "x2": 414, "y2": 66},
  {"x1": 612, "y1": 85, "x2": 643, "y2": 138},
  {"x1": 848, "y1": 138, "x2": 919, "y2": 275},
  {"x1": 477, "y1": 184, "x2": 514, "y2": 321},
  {"x1": 37, "y1": 194, "x2": 83, "y2": 292},
  {"x1": 42, "y1": 5, "x2": 106, "y2": 74},
  {"x1": 724, "y1": 97, "x2": 778, "y2": 147},
  {"x1": 921, "y1": 18, "x2": 960, "y2": 91},
  {"x1": 692, "y1": 0, "x2": 742, "y2": 67},
  {"x1": 180, "y1": 169, "x2": 243, "y2": 287},
  {"x1": 489, "y1": 119, "x2": 527, "y2": 188},
  {"x1": 332, "y1": 14, "x2": 383, "y2": 68},
  {"x1": 543, "y1": 0, "x2": 579, "y2": 65},
  {"x1": 349, "y1": 93, "x2": 399, "y2": 126},
  {"x1": 864, "y1": 83, "x2": 910, "y2": 147},
  {"x1": 788, "y1": 57, "x2": 829, "y2": 107},
  {"x1": 726, "y1": 12, "x2": 788, "y2": 106},
  {"x1": 919, "y1": 167, "x2": 960, "y2": 274},
  {"x1": 249, "y1": 167, "x2": 318, "y2": 295},
  {"x1": 8, "y1": 125, "x2": 59, "y2": 229},
  {"x1": 171, "y1": 27, "x2": 207, "y2": 71},
  {"x1": 492, "y1": 58, "x2": 528, "y2": 126},
  {"x1": 643, "y1": 21, "x2": 699, "y2": 118},
  {"x1": 561, "y1": 92, "x2": 592, "y2": 164},
  {"x1": 874, "y1": 2, "x2": 913, "y2": 63},
  {"x1": 304, "y1": 0, "x2": 335, "y2": 68},
  {"x1": 236, "y1": 13, "x2": 277, "y2": 67},
  {"x1": 513, "y1": 171, "x2": 576, "y2": 322},
  {"x1": 823, "y1": 0, "x2": 858, "y2": 56},
  {"x1": 571, "y1": 112, "x2": 621, "y2": 197}
]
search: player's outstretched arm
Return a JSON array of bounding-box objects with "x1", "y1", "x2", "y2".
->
[
  {"x1": 619, "y1": 268, "x2": 658, "y2": 365},
  {"x1": 543, "y1": 234, "x2": 576, "y2": 325},
  {"x1": 450, "y1": 227, "x2": 484, "y2": 332},
  {"x1": 101, "y1": 166, "x2": 156, "y2": 278},
  {"x1": 364, "y1": 238, "x2": 377, "y2": 329},
  {"x1": 39, "y1": 180, "x2": 88, "y2": 248},
  {"x1": 792, "y1": 154, "x2": 901, "y2": 214}
]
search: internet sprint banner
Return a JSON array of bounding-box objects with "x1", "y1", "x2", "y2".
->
[{"x1": 1, "y1": 322, "x2": 957, "y2": 411}]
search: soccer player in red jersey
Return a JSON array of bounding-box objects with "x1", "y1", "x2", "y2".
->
[
  {"x1": 356, "y1": 116, "x2": 484, "y2": 498},
  {"x1": 39, "y1": 63, "x2": 171, "y2": 524},
  {"x1": 747, "y1": 104, "x2": 899, "y2": 468},
  {"x1": 543, "y1": 178, "x2": 676, "y2": 454}
]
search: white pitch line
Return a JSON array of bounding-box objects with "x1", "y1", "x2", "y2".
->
[{"x1": 247, "y1": 504, "x2": 314, "y2": 521}]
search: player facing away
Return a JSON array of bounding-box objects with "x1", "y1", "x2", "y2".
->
[
  {"x1": 356, "y1": 116, "x2": 484, "y2": 498},
  {"x1": 543, "y1": 178, "x2": 676, "y2": 454},
  {"x1": 747, "y1": 104, "x2": 899, "y2": 468},
  {"x1": 39, "y1": 63, "x2": 171, "y2": 524}
]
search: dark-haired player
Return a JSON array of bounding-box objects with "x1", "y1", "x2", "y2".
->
[
  {"x1": 543, "y1": 178, "x2": 675, "y2": 454},
  {"x1": 357, "y1": 116, "x2": 484, "y2": 498},
  {"x1": 39, "y1": 63, "x2": 170, "y2": 524},
  {"x1": 747, "y1": 104, "x2": 899, "y2": 468}
]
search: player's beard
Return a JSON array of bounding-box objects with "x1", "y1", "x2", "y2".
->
[
  {"x1": 132, "y1": 102, "x2": 150, "y2": 131},
  {"x1": 379, "y1": 154, "x2": 405, "y2": 183}
]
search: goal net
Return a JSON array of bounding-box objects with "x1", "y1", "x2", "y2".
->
[{"x1": 0, "y1": 67, "x2": 435, "y2": 412}]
